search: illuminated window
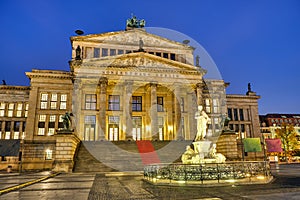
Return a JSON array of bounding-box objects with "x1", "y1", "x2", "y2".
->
[
  {"x1": 0, "y1": 103, "x2": 5, "y2": 117},
  {"x1": 84, "y1": 115, "x2": 96, "y2": 141},
  {"x1": 60, "y1": 94, "x2": 67, "y2": 110},
  {"x1": 50, "y1": 94, "x2": 57, "y2": 109},
  {"x1": 8, "y1": 103, "x2": 14, "y2": 117},
  {"x1": 132, "y1": 116, "x2": 142, "y2": 141},
  {"x1": 24, "y1": 104, "x2": 29, "y2": 117},
  {"x1": 158, "y1": 117, "x2": 164, "y2": 140},
  {"x1": 5, "y1": 132, "x2": 10, "y2": 139},
  {"x1": 132, "y1": 96, "x2": 142, "y2": 111},
  {"x1": 16, "y1": 103, "x2": 23, "y2": 117},
  {"x1": 58, "y1": 115, "x2": 64, "y2": 129},
  {"x1": 45, "y1": 149, "x2": 53, "y2": 160},
  {"x1": 157, "y1": 97, "x2": 164, "y2": 112},
  {"x1": 41, "y1": 93, "x2": 48, "y2": 109},
  {"x1": 205, "y1": 99, "x2": 211, "y2": 113},
  {"x1": 48, "y1": 115, "x2": 56, "y2": 136},
  {"x1": 213, "y1": 99, "x2": 218, "y2": 113},
  {"x1": 38, "y1": 115, "x2": 46, "y2": 135},
  {"x1": 13, "y1": 132, "x2": 19, "y2": 139},
  {"x1": 214, "y1": 118, "x2": 220, "y2": 130},
  {"x1": 85, "y1": 94, "x2": 97, "y2": 110},
  {"x1": 108, "y1": 95, "x2": 120, "y2": 111},
  {"x1": 108, "y1": 116, "x2": 119, "y2": 141}
]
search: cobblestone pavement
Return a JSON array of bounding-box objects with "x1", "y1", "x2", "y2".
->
[
  {"x1": 0, "y1": 163, "x2": 300, "y2": 200},
  {"x1": 0, "y1": 172, "x2": 95, "y2": 200},
  {"x1": 0, "y1": 171, "x2": 54, "y2": 190},
  {"x1": 88, "y1": 164, "x2": 300, "y2": 200}
]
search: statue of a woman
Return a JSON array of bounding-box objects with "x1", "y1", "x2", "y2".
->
[{"x1": 195, "y1": 105, "x2": 210, "y2": 141}]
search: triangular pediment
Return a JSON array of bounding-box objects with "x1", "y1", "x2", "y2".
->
[
  {"x1": 79, "y1": 52, "x2": 206, "y2": 75},
  {"x1": 71, "y1": 29, "x2": 192, "y2": 50}
]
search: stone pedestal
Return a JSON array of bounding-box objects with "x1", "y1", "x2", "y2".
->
[
  {"x1": 53, "y1": 130, "x2": 80, "y2": 172},
  {"x1": 193, "y1": 140, "x2": 212, "y2": 159},
  {"x1": 216, "y1": 131, "x2": 238, "y2": 160}
]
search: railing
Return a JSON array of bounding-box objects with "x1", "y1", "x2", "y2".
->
[{"x1": 144, "y1": 161, "x2": 272, "y2": 185}]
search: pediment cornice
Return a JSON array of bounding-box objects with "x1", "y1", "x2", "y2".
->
[
  {"x1": 71, "y1": 29, "x2": 193, "y2": 50},
  {"x1": 72, "y1": 52, "x2": 206, "y2": 76}
]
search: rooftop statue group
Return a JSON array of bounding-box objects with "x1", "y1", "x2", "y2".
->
[{"x1": 126, "y1": 15, "x2": 146, "y2": 28}]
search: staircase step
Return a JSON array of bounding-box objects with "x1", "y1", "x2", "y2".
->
[{"x1": 73, "y1": 140, "x2": 192, "y2": 172}]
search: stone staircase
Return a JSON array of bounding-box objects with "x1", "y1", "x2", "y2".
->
[{"x1": 73, "y1": 140, "x2": 192, "y2": 172}]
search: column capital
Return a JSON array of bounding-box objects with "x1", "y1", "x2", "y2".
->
[{"x1": 98, "y1": 77, "x2": 108, "y2": 86}]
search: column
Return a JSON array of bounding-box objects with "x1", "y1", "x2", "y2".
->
[
  {"x1": 25, "y1": 86, "x2": 39, "y2": 140},
  {"x1": 150, "y1": 83, "x2": 158, "y2": 140},
  {"x1": 174, "y1": 83, "x2": 181, "y2": 140},
  {"x1": 98, "y1": 77, "x2": 108, "y2": 140},
  {"x1": 123, "y1": 80, "x2": 133, "y2": 140},
  {"x1": 72, "y1": 78, "x2": 82, "y2": 139},
  {"x1": 187, "y1": 91, "x2": 197, "y2": 140},
  {"x1": 196, "y1": 82, "x2": 203, "y2": 106}
]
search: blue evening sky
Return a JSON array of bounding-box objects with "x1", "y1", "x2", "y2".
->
[{"x1": 0, "y1": 0, "x2": 299, "y2": 114}]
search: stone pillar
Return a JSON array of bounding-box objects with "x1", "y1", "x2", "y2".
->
[
  {"x1": 187, "y1": 91, "x2": 197, "y2": 140},
  {"x1": 150, "y1": 83, "x2": 158, "y2": 140},
  {"x1": 174, "y1": 83, "x2": 182, "y2": 140},
  {"x1": 123, "y1": 80, "x2": 133, "y2": 140},
  {"x1": 196, "y1": 83, "x2": 203, "y2": 106},
  {"x1": 72, "y1": 79, "x2": 82, "y2": 139},
  {"x1": 25, "y1": 86, "x2": 39, "y2": 140},
  {"x1": 98, "y1": 77, "x2": 108, "y2": 140}
]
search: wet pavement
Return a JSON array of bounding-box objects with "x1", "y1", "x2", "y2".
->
[{"x1": 0, "y1": 163, "x2": 300, "y2": 200}]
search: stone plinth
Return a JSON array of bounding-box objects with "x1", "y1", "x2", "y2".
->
[
  {"x1": 53, "y1": 130, "x2": 80, "y2": 172},
  {"x1": 193, "y1": 140, "x2": 211, "y2": 159},
  {"x1": 216, "y1": 131, "x2": 238, "y2": 160}
]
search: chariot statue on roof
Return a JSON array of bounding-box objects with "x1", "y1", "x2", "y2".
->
[{"x1": 126, "y1": 14, "x2": 146, "y2": 28}]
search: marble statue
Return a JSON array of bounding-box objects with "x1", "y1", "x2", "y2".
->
[
  {"x1": 209, "y1": 144, "x2": 226, "y2": 163},
  {"x1": 181, "y1": 145, "x2": 196, "y2": 164},
  {"x1": 195, "y1": 105, "x2": 211, "y2": 141}
]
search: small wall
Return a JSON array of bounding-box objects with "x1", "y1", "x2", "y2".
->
[
  {"x1": 216, "y1": 132, "x2": 238, "y2": 160},
  {"x1": 21, "y1": 140, "x2": 56, "y2": 171},
  {"x1": 53, "y1": 132, "x2": 81, "y2": 172}
]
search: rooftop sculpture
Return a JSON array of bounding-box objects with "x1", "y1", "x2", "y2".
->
[{"x1": 126, "y1": 15, "x2": 146, "y2": 28}]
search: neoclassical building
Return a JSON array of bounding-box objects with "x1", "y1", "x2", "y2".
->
[{"x1": 0, "y1": 19, "x2": 262, "y2": 171}]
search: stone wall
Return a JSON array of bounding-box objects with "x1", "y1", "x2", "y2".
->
[
  {"x1": 21, "y1": 140, "x2": 56, "y2": 171},
  {"x1": 216, "y1": 133, "x2": 238, "y2": 160},
  {"x1": 53, "y1": 132, "x2": 81, "y2": 172}
]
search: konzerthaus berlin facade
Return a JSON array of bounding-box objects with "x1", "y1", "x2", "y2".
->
[{"x1": 0, "y1": 20, "x2": 262, "y2": 171}]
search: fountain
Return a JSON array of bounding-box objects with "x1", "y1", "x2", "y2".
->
[{"x1": 143, "y1": 106, "x2": 272, "y2": 186}]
